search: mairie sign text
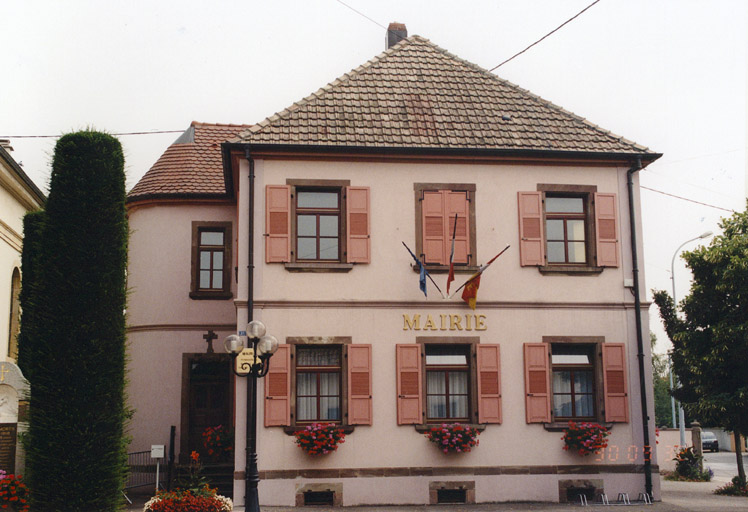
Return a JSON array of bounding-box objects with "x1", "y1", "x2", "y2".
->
[{"x1": 403, "y1": 313, "x2": 487, "y2": 331}]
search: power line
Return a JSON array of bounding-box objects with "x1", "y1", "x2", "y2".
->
[
  {"x1": 334, "y1": 0, "x2": 388, "y2": 31},
  {"x1": 489, "y1": 0, "x2": 602, "y2": 71},
  {"x1": 640, "y1": 185, "x2": 736, "y2": 213},
  {"x1": 0, "y1": 130, "x2": 184, "y2": 139}
]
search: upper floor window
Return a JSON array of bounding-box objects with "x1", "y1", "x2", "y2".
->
[
  {"x1": 190, "y1": 222, "x2": 232, "y2": 300},
  {"x1": 265, "y1": 181, "x2": 370, "y2": 270},
  {"x1": 518, "y1": 186, "x2": 619, "y2": 271},
  {"x1": 296, "y1": 190, "x2": 341, "y2": 261},
  {"x1": 414, "y1": 183, "x2": 477, "y2": 271}
]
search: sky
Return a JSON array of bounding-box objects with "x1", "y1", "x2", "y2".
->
[{"x1": 1, "y1": 0, "x2": 746, "y2": 354}]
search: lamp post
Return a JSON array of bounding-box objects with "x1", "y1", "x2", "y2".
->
[
  {"x1": 670, "y1": 231, "x2": 712, "y2": 447},
  {"x1": 224, "y1": 320, "x2": 279, "y2": 512}
]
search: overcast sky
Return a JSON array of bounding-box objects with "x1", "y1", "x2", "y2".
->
[{"x1": 1, "y1": 0, "x2": 746, "y2": 354}]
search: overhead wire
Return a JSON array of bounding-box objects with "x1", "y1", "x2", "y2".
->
[{"x1": 0, "y1": 130, "x2": 184, "y2": 139}]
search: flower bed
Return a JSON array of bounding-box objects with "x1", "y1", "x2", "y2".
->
[
  {"x1": 0, "y1": 470, "x2": 29, "y2": 512},
  {"x1": 143, "y1": 486, "x2": 232, "y2": 512},
  {"x1": 561, "y1": 421, "x2": 610, "y2": 456},
  {"x1": 665, "y1": 446, "x2": 712, "y2": 481},
  {"x1": 424, "y1": 423, "x2": 480, "y2": 453},
  {"x1": 294, "y1": 423, "x2": 346, "y2": 455}
]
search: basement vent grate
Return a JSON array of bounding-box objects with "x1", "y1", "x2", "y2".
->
[
  {"x1": 437, "y1": 488, "x2": 466, "y2": 504},
  {"x1": 304, "y1": 490, "x2": 335, "y2": 506}
]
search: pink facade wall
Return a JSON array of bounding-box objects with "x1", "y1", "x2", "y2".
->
[{"x1": 126, "y1": 158, "x2": 658, "y2": 505}]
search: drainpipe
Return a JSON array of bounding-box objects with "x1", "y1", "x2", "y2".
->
[
  {"x1": 626, "y1": 156, "x2": 652, "y2": 496},
  {"x1": 244, "y1": 148, "x2": 258, "y2": 509}
]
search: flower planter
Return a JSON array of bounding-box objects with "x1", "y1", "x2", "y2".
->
[
  {"x1": 561, "y1": 421, "x2": 609, "y2": 456},
  {"x1": 294, "y1": 423, "x2": 346, "y2": 456},
  {"x1": 424, "y1": 423, "x2": 480, "y2": 454}
]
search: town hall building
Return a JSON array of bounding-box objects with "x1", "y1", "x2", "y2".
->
[{"x1": 125, "y1": 27, "x2": 661, "y2": 507}]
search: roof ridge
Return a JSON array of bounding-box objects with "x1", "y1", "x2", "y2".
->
[
  {"x1": 239, "y1": 35, "x2": 425, "y2": 140},
  {"x1": 192, "y1": 121, "x2": 254, "y2": 129}
]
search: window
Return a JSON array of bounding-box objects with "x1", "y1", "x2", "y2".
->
[
  {"x1": 296, "y1": 346, "x2": 342, "y2": 423},
  {"x1": 263, "y1": 340, "x2": 372, "y2": 428},
  {"x1": 518, "y1": 186, "x2": 619, "y2": 270},
  {"x1": 545, "y1": 196, "x2": 587, "y2": 264},
  {"x1": 523, "y1": 339, "x2": 629, "y2": 425},
  {"x1": 265, "y1": 181, "x2": 370, "y2": 269},
  {"x1": 414, "y1": 183, "x2": 477, "y2": 270},
  {"x1": 551, "y1": 344, "x2": 595, "y2": 419},
  {"x1": 296, "y1": 190, "x2": 341, "y2": 261},
  {"x1": 190, "y1": 222, "x2": 232, "y2": 299},
  {"x1": 396, "y1": 341, "x2": 501, "y2": 425},
  {"x1": 7, "y1": 268, "x2": 20, "y2": 360},
  {"x1": 425, "y1": 345, "x2": 470, "y2": 422}
]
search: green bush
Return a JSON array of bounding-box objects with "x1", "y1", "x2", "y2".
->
[
  {"x1": 23, "y1": 131, "x2": 129, "y2": 511},
  {"x1": 666, "y1": 447, "x2": 712, "y2": 481}
]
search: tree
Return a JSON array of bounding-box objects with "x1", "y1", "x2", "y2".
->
[
  {"x1": 653, "y1": 204, "x2": 748, "y2": 486},
  {"x1": 21, "y1": 131, "x2": 129, "y2": 510},
  {"x1": 650, "y1": 333, "x2": 673, "y2": 428}
]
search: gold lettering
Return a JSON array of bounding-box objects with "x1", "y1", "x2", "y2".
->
[
  {"x1": 423, "y1": 314, "x2": 438, "y2": 331},
  {"x1": 449, "y1": 314, "x2": 463, "y2": 331},
  {"x1": 440, "y1": 314, "x2": 448, "y2": 331},
  {"x1": 464, "y1": 314, "x2": 473, "y2": 331},
  {"x1": 475, "y1": 314, "x2": 487, "y2": 331},
  {"x1": 403, "y1": 314, "x2": 421, "y2": 331}
]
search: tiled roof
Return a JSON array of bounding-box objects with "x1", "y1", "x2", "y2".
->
[
  {"x1": 236, "y1": 36, "x2": 654, "y2": 156},
  {"x1": 128, "y1": 122, "x2": 251, "y2": 201}
]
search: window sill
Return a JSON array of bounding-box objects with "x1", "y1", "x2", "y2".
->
[
  {"x1": 543, "y1": 421, "x2": 613, "y2": 432},
  {"x1": 414, "y1": 264, "x2": 481, "y2": 274},
  {"x1": 189, "y1": 291, "x2": 233, "y2": 300},
  {"x1": 413, "y1": 423, "x2": 487, "y2": 433},
  {"x1": 285, "y1": 263, "x2": 354, "y2": 273},
  {"x1": 283, "y1": 425, "x2": 355, "y2": 436},
  {"x1": 538, "y1": 265, "x2": 603, "y2": 276}
]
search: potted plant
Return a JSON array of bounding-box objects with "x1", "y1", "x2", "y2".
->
[
  {"x1": 294, "y1": 423, "x2": 346, "y2": 455},
  {"x1": 424, "y1": 423, "x2": 480, "y2": 453},
  {"x1": 561, "y1": 421, "x2": 610, "y2": 456}
]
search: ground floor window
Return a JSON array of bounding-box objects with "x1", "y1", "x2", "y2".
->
[
  {"x1": 296, "y1": 345, "x2": 342, "y2": 423},
  {"x1": 551, "y1": 344, "x2": 596, "y2": 420},
  {"x1": 425, "y1": 345, "x2": 470, "y2": 422}
]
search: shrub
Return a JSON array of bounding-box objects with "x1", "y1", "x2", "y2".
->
[
  {"x1": 671, "y1": 446, "x2": 712, "y2": 481},
  {"x1": 23, "y1": 131, "x2": 129, "y2": 510},
  {"x1": 294, "y1": 423, "x2": 346, "y2": 455},
  {"x1": 561, "y1": 421, "x2": 610, "y2": 456},
  {"x1": 715, "y1": 476, "x2": 748, "y2": 496},
  {"x1": 424, "y1": 423, "x2": 480, "y2": 453}
]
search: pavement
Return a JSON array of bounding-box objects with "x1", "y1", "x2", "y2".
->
[{"x1": 127, "y1": 452, "x2": 748, "y2": 511}]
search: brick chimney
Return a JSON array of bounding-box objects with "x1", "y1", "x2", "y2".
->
[{"x1": 386, "y1": 22, "x2": 407, "y2": 49}]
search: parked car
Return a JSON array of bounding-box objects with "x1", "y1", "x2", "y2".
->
[{"x1": 702, "y1": 431, "x2": 719, "y2": 452}]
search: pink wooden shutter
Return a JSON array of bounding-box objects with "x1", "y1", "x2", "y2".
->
[
  {"x1": 595, "y1": 193, "x2": 619, "y2": 267},
  {"x1": 446, "y1": 191, "x2": 470, "y2": 265},
  {"x1": 602, "y1": 343, "x2": 629, "y2": 422},
  {"x1": 476, "y1": 344, "x2": 502, "y2": 424},
  {"x1": 518, "y1": 192, "x2": 545, "y2": 266},
  {"x1": 523, "y1": 343, "x2": 550, "y2": 423},
  {"x1": 346, "y1": 186, "x2": 370, "y2": 263},
  {"x1": 264, "y1": 344, "x2": 290, "y2": 426},
  {"x1": 421, "y1": 191, "x2": 446, "y2": 264},
  {"x1": 347, "y1": 344, "x2": 372, "y2": 425},
  {"x1": 396, "y1": 344, "x2": 422, "y2": 425},
  {"x1": 265, "y1": 185, "x2": 290, "y2": 263}
]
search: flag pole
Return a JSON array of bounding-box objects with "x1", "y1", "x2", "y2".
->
[
  {"x1": 449, "y1": 244, "x2": 510, "y2": 298},
  {"x1": 401, "y1": 241, "x2": 446, "y2": 298}
]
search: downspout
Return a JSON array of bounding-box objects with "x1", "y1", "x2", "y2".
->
[
  {"x1": 626, "y1": 156, "x2": 652, "y2": 496},
  {"x1": 244, "y1": 148, "x2": 257, "y2": 508}
]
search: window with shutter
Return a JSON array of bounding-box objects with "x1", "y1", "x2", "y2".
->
[
  {"x1": 190, "y1": 221, "x2": 232, "y2": 300},
  {"x1": 265, "y1": 181, "x2": 371, "y2": 269},
  {"x1": 414, "y1": 183, "x2": 476, "y2": 272},
  {"x1": 518, "y1": 185, "x2": 620, "y2": 271}
]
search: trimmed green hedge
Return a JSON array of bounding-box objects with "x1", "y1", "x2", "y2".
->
[{"x1": 23, "y1": 131, "x2": 129, "y2": 511}]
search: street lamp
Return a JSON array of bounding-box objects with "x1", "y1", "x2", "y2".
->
[
  {"x1": 670, "y1": 230, "x2": 712, "y2": 446},
  {"x1": 224, "y1": 320, "x2": 279, "y2": 512}
]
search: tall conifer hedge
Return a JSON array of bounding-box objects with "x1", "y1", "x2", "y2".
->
[
  {"x1": 22, "y1": 131, "x2": 129, "y2": 511},
  {"x1": 17, "y1": 211, "x2": 45, "y2": 383}
]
